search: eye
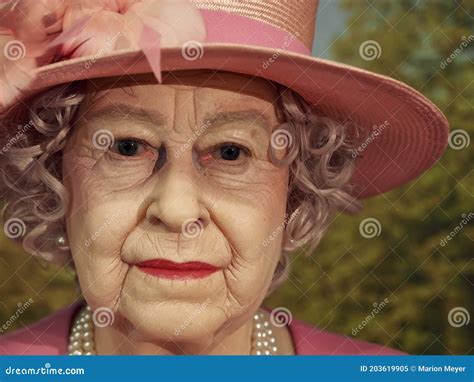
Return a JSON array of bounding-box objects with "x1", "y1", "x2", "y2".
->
[
  {"x1": 197, "y1": 142, "x2": 251, "y2": 175},
  {"x1": 218, "y1": 144, "x2": 245, "y2": 161},
  {"x1": 111, "y1": 139, "x2": 148, "y2": 157}
]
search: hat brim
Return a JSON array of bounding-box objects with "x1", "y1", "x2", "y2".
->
[{"x1": 17, "y1": 44, "x2": 449, "y2": 198}]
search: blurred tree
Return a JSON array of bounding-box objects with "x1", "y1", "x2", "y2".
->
[
  {"x1": 0, "y1": 236, "x2": 79, "y2": 334},
  {"x1": 267, "y1": 0, "x2": 473, "y2": 355}
]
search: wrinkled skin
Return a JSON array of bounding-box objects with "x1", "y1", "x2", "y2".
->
[{"x1": 62, "y1": 70, "x2": 292, "y2": 354}]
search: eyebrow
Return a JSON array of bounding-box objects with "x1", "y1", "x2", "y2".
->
[
  {"x1": 81, "y1": 103, "x2": 166, "y2": 126},
  {"x1": 81, "y1": 104, "x2": 272, "y2": 133},
  {"x1": 203, "y1": 109, "x2": 272, "y2": 132}
]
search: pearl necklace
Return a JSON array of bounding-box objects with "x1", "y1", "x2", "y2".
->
[{"x1": 68, "y1": 305, "x2": 278, "y2": 355}]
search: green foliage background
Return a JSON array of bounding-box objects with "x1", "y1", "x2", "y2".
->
[
  {"x1": 1, "y1": 1, "x2": 472, "y2": 354},
  {"x1": 267, "y1": 0, "x2": 473, "y2": 355}
]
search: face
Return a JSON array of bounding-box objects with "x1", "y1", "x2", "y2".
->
[{"x1": 62, "y1": 70, "x2": 289, "y2": 346}]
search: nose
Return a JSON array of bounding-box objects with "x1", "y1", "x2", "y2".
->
[{"x1": 145, "y1": 160, "x2": 210, "y2": 235}]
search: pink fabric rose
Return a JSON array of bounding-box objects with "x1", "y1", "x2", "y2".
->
[{"x1": 0, "y1": 0, "x2": 206, "y2": 107}]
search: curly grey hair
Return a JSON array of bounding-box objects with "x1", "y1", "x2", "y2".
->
[{"x1": 0, "y1": 73, "x2": 362, "y2": 291}]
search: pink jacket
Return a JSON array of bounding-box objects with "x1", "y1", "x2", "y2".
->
[{"x1": 0, "y1": 303, "x2": 405, "y2": 355}]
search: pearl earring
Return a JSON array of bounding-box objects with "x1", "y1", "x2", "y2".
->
[{"x1": 56, "y1": 234, "x2": 69, "y2": 251}]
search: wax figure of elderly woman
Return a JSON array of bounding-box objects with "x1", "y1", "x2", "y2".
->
[{"x1": 0, "y1": 0, "x2": 448, "y2": 355}]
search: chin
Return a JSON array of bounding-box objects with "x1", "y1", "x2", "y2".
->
[{"x1": 119, "y1": 294, "x2": 225, "y2": 343}]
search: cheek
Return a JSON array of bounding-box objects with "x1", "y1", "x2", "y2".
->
[
  {"x1": 205, "y1": 164, "x2": 289, "y2": 293},
  {"x1": 217, "y1": 163, "x2": 289, "y2": 255},
  {"x1": 62, "y1": 141, "x2": 156, "y2": 253},
  {"x1": 62, "y1": 151, "x2": 148, "y2": 307}
]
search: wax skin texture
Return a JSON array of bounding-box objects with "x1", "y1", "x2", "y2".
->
[{"x1": 62, "y1": 71, "x2": 292, "y2": 355}]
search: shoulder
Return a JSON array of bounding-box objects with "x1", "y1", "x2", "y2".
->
[
  {"x1": 0, "y1": 302, "x2": 81, "y2": 355},
  {"x1": 288, "y1": 318, "x2": 406, "y2": 355}
]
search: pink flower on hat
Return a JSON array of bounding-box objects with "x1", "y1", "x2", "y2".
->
[{"x1": 0, "y1": 0, "x2": 206, "y2": 107}]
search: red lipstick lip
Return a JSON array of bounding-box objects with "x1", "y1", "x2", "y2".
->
[
  {"x1": 137, "y1": 259, "x2": 218, "y2": 270},
  {"x1": 136, "y1": 259, "x2": 219, "y2": 279}
]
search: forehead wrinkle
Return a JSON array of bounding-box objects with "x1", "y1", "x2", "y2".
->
[
  {"x1": 172, "y1": 87, "x2": 196, "y2": 135},
  {"x1": 81, "y1": 103, "x2": 166, "y2": 127}
]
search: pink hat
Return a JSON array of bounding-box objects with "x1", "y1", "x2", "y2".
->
[{"x1": 0, "y1": 0, "x2": 449, "y2": 198}]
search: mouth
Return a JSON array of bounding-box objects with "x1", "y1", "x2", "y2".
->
[{"x1": 136, "y1": 259, "x2": 220, "y2": 280}]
